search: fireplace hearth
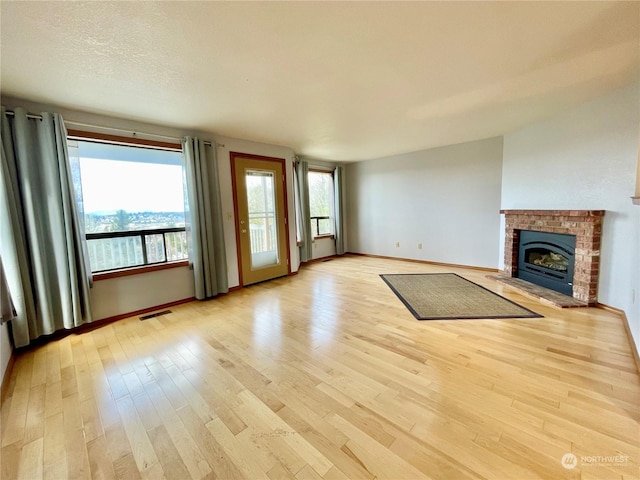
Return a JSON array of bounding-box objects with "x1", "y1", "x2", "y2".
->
[{"x1": 501, "y1": 210, "x2": 604, "y2": 305}]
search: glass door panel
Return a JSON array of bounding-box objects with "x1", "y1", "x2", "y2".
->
[{"x1": 246, "y1": 170, "x2": 279, "y2": 269}]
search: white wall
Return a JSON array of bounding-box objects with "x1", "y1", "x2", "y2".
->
[
  {"x1": 346, "y1": 137, "x2": 504, "y2": 269},
  {"x1": 501, "y1": 82, "x2": 640, "y2": 353},
  {"x1": 312, "y1": 237, "x2": 336, "y2": 260},
  {"x1": 90, "y1": 266, "x2": 195, "y2": 320}
]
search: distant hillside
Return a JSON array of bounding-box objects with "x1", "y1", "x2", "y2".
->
[{"x1": 85, "y1": 211, "x2": 186, "y2": 233}]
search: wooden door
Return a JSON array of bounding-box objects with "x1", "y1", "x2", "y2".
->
[{"x1": 231, "y1": 153, "x2": 290, "y2": 286}]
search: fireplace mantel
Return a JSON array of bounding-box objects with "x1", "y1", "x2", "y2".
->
[
  {"x1": 501, "y1": 209, "x2": 605, "y2": 304},
  {"x1": 500, "y1": 209, "x2": 605, "y2": 217}
]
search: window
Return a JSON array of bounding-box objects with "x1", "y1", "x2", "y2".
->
[
  {"x1": 68, "y1": 136, "x2": 188, "y2": 273},
  {"x1": 308, "y1": 170, "x2": 334, "y2": 237}
]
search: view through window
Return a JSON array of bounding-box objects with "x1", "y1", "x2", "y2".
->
[
  {"x1": 68, "y1": 139, "x2": 188, "y2": 272},
  {"x1": 308, "y1": 171, "x2": 334, "y2": 237}
]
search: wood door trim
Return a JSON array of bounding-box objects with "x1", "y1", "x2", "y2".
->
[
  {"x1": 230, "y1": 152, "x2": 291, "y2": 287},
  {"x1": 230, "y1": 154, "x2": 244, "y2": 286}
]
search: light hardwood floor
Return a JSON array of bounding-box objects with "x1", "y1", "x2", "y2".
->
[{"x1": 1, "y1": 255, "x2": 639, "y2": 480}]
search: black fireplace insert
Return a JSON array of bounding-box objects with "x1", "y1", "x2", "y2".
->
[{"x1": 517, "y1": 230, "x2": 576, "y2": 296}]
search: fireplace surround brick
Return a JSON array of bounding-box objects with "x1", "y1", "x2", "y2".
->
[{"x1": 501, "y1": 210, "x2": 605, "y2": 305}]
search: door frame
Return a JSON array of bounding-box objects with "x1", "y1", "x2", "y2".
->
[{"x1": 230, "y1": 151, "x2": 292, "y2": 287}]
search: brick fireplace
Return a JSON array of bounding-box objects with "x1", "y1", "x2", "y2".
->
[{"x1": 501, "y1": 210, "x2": 605, "y2": 305}]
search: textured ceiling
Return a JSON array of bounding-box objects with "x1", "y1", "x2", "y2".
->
[{"x1": 1, "y1": 1, "x2": 638, "y2": 161}]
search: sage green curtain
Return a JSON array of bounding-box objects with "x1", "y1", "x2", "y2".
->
[
  {"x1": 182, "y1": 137, "x2": 228, "y2": 299},
  {"x1": 333, "y1": 166, "x2": 345, "y2": 255},
  {"x1": 293, "y1": 159, "x2": 303, "y2": 246},
  {"x1": 295, "y1": 158, "x2": 313, "y2": 263},
  {"x1": 0, "y1": 107, "x2": 92, "y2": 347},
  {"x1": 0, "y1": 256, "x2": 16, "y2": 324}
]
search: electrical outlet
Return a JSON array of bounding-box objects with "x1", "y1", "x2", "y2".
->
[
  {"x1": 417, "y1": 243, "x2": 423, "y2": 250},
  {"x1": 633, "y1": 289, "x2": 636, "y2": 304},
  {"x1": 395, "y1": 242, "x2": 400, "y2": 248}
]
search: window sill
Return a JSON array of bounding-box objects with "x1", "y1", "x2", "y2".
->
[
  {"x1": 314, "y1": 234, "x2": 335, "y2": 240},
  {"x1": 93, "y1": 260, "x2": 190, "y2": 281}
]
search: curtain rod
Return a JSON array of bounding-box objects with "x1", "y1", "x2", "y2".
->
[
  {"x1": 3, "y1": 110, "x2": 43, "y2": 121},
  {"x1": 3, "y1": 109, "x2": 218, "y2": 147}
]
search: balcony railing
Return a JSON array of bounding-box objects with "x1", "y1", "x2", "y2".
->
[
  {"x1": 85, "y1": 227, "x2": 188, "y2": 273},
  {"x1": 310, "y1": 216, "x2": 332, "y2": 237},
  {"x1": 248, "y1": 210, "x2": 277, "y2": 255}
]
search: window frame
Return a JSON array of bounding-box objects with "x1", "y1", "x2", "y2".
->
[
  {"x1": 67, "y1": 130, "x2": 189, "y2": 280},
  {"x1": 308, "y1": 168, "x2": 335, "y2": 240}
]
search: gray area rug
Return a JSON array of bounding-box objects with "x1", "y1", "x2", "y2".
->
[{"x1": 380, "y1": 273, "x2": 542, "y2": 320}]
